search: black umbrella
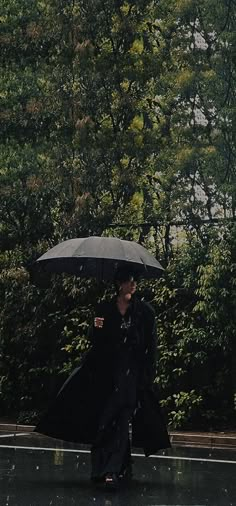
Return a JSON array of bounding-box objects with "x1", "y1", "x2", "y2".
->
[{"x1": 32, "y1": 236, "x2": 164, "y2": 282}]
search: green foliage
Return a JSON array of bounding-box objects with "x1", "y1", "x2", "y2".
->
[
  {"x1": 149, "y1": 227, "x2": 236, "y2": 428},
  {"x1": 0, "y1": 267, "x2": 101, "y2": 416},
  {"x1": 0, "y1": 0, "x2": 235, "y2": 429},
  {"x1": 161, "y1": 390, "x2": 203, "y2": 429}
]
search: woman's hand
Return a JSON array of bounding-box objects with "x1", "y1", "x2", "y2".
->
[{"x1": 94, "y1": 317, "x2": 104, "y2": 328}]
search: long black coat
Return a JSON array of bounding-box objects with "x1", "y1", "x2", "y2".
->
[{"x1": 35, "y1": 297, "x2": 170, "y2": 456}]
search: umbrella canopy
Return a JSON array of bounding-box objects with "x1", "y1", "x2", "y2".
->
[{"x1": 32, "y1": 236, "x2": 164, "y2": 281}]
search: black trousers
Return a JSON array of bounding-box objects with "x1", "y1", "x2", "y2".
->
[
  {"x1": 91, "y1": 407, "x2": 133, "y2": 478},
  {"x1": 90, "y1": 373, "x2": 137, "y2": 477}
]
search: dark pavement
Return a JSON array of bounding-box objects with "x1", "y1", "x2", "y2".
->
[{"x1": 0, "y1": 428, "x2": 236, "y2": 506}]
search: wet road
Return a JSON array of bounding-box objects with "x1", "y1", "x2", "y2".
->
[{"x1": 0, "y1": 431, "x2": 236, "y2": 506}]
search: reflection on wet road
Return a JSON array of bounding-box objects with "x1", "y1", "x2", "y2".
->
[{"x1": 0, "y1": 432, "x2": 236, "y2": 506}]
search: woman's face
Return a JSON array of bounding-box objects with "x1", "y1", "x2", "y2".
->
[{"x1": 119, "y1": 276, "x2": 137, "y2": 298}]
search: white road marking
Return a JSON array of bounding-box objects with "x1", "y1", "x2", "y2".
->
[
  {"x1": 133, "y1": 453, "x2": 236, "y2": 465},
  {"x1": 0, "y1": 433, "x2": 30, "y2": 438},
  {"x1": 0, "y1": 444, "x2": 235, "y2": 464}
]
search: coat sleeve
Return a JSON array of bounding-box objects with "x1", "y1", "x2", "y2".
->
[{"x1": 139, "y1": 302, "x2": 157, "y2": 389}]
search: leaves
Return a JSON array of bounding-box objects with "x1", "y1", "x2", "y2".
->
[{"x1": 0, "y1": 0, "x2": 235, "y2": 428}]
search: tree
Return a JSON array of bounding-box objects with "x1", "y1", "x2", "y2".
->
[
  {"x1": 68, "y1": 0, "x2": 158, "y2": 236},
  {"x1": 0, "y1": 0, "x2": 235, "y2": 428},
  {"x1": 143, "y1": 0, "x2": 236, "y2": 259}
]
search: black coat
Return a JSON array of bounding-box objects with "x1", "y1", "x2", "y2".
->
[{"x1": 35, "y1": 297, "x2": 170, "y2": 456}]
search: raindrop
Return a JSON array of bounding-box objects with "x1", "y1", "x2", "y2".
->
[
  {"x1": 153, "y1": 466, "x2": 157, "y2": 471},
  {"x1": 36, "y1": 465, "x2": 39, "y2": 470},
  {"x1": 126, "y1": 369, "x2": 130, "y2": 375}
]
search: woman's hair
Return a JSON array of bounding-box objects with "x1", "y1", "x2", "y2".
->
[{"x1": 114, "y1": 265, "x2": 139, "y2": 293}]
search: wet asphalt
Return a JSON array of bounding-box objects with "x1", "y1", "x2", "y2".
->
[{"x1": 0, "y1": 431, "x2": 236, "y2": 506}]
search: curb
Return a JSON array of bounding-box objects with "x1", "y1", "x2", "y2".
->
[
  {"x1": 170, "y1": 431, "x2": 236, "y2": 450},
  {"x1": 1, "y1": 424, "x2": 236, "y2": 450},
  {"x1": 0, "y1": 424, "x2": 35, "y2": 432}
]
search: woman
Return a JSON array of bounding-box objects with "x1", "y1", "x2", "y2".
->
[{"x1": 35, "y1": 266, "x2": 170, "y2": 488}]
